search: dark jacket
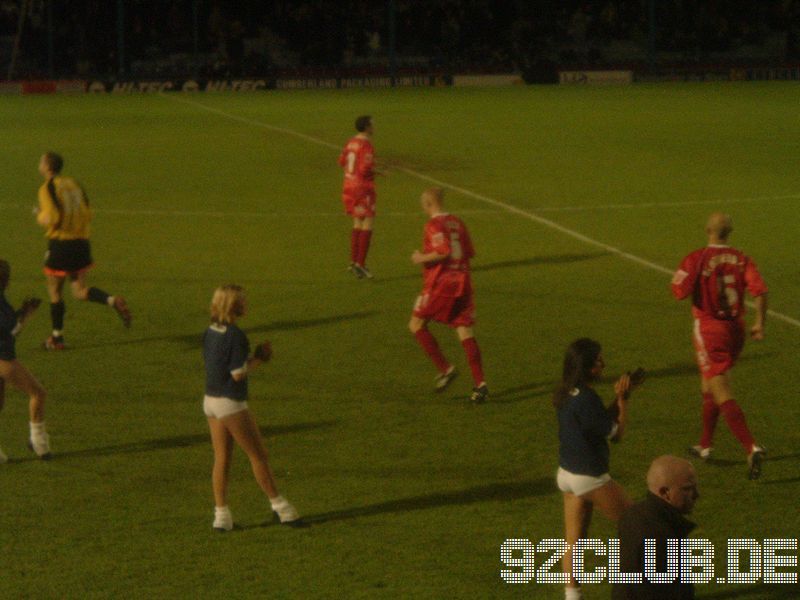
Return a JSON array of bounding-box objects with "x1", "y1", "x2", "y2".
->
[{"x1": 612, "y1": 492, "x2": 696, "y2": 600}]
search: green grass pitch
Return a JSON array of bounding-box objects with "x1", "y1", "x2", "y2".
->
[{"x1": 0, "y1": 83, "x2": 798, "y2": 599}]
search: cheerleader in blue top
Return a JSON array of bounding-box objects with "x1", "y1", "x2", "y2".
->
[
  {"x1": 554, "y1": 338, "x2": 639, "y2": 600},
  {"x1": 203, "y1": 284, "x2": 301, "y2": 530},
  {"x1": 0, "y1": 259, "x2": 49, "y2": 462}
]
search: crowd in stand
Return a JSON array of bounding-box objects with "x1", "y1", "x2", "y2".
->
[{"x1": 3, "y1": 0, "x2": 800, "y2": 79}]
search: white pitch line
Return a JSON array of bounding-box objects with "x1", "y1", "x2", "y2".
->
[
  {"x1": 392, "y1": 165, "x2": 676, "y2": 276},
  {"x1": 5, "y1": 196, "x2": 796, "y2": 217},
  {"x1": 165, "y1": 94, "x2": 340, "y2": 151},
  {"x1": 0, "y1": 203, "x2": 501, "y2": 218},
  {"x1": 536, "y1": 195, "x2": 800, "y2": 212},
  {"x1": 5, "y1": 195, "x2": 798, "y2": 216},
  {"x1": 161, "y1": 93, "x2": 800, "y2": 330},
  {"x1": 96, "y1": 207, "x2": 501, "y2": 218}
]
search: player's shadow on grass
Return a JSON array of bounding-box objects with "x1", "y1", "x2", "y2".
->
[
  {"x1": 758, "y1": 452, "x2": 800, "y2": 485},
  {"x1": 599, "y1": 353, "x2": 778, "y2": 386},
  {"x1": 480, "y1": 364, "x2": 702, "y2": 403},
  {"x1": 596, "y1": 363, "x2": 701, "y2": 385},
  {"x1": 243, "y1": 478, "x2": 553, "y2": 529},
  {"x1": 74, "y1": 311, "x2": 379, "y2": 350},
  {"x1": 373, "y1": 252, "x2": 609, "y2": 284},
  {"x1": 701, "y1": 457, "x2": 741, "y2": 467},
  {"x1": 766, "y1": 452, "x2": 800, "y2": 463},
  {"x1": 14, "y1": 421, "x2": 337, "y2": 463},
  {"x1": 762, "y1": 476, "x2": 800, "y2": 485},
  {"x1": 495, "y1": 355, "x2": 779, "y2": 406},
  {"x1": 175, "y1": 310, "x2": 380, "y2": 346},
  {"x1": 472, "y1": 252, "x2": 610, "y2": 272},
  {"x1": 696, "y1": 451, "x2": 799, "y2": 470},
  {"x1": 242, "y1": 310, "x2": 380, "y2": 335},
  {"x1": 479, "y1": 381, "x2": 553, "y2": 404}
]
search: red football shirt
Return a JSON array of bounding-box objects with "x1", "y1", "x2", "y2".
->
[
  {"x1": 338, "y1": 135, "x2": 375, "y2": 194},
  {"x1": 421, "y1": 213, "x2": 475, "y2": 297},
  {"x1": 671, "y1": 245, "x2": 767, "y2": 320}
]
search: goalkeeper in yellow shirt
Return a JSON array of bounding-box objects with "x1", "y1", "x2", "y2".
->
[{"x1": 35, "y1": 152, "x2": 131, "y2": 349}]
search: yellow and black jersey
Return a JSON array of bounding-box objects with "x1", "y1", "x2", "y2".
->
[{"x1": 37, "y1": 176, "x2": 92, "y2": 240}]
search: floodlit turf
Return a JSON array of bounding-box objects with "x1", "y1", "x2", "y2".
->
[{"x1": 0, "y1": 83, "x2": 798, "y2": 599}]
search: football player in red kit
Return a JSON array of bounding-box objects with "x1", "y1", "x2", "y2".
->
[
  {"x1": 671, "y1": 212, "x2": 768, "y2": 479},
  {"x1": 408, "y1": 187, "x2": 488, "y2": 404},
  {"x1": 338, "y1": 115, "x2": 377, "y2": 279}
]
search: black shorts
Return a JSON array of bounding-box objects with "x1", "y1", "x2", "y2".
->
[{"x1": 44, "y1": 239, "x2": 93, "y2": 277}]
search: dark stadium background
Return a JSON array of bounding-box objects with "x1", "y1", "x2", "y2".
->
[
  {"x1": 3, "y1": 0, "x2": 800, "y2": 81},
  {"x1": 3, "y1": 1, "x2": 800, "y2": 599}
]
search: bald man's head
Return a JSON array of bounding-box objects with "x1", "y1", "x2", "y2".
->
[
  {"x1": 705, "y1": 212, "x2": 733, "y2": 242},
  {"x1": 647, "y1": 455, "x2": 699, "y2": 514}
]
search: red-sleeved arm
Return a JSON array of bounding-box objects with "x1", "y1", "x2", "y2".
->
[
  {"x1": 426, "y1": 221, "x2": 450, "y2": 256},
  {"x1": 461, "y1": 224, "x2": 475, "y2": 260},
  {"x1": 744, "y1": 257, "x2": 768, "y2": 297},
  {"x1": 671, "y1": 251, "x2": 699, "y2": 300},
  {"x1": 357, "y1": 145, "x2": 374, "y2": 179}
]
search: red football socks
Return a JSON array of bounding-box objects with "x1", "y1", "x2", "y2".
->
[
  {"x1": 414, "y1": 329, "x2": 450, "y2": 374},
  {"x1": 356, "y1": 229, "x2": 372, "y2": 267},
  {"x1": 461, "y1": 337, "x2": 484, "y2": 387},
  {"x1": 350, "y1": 229, "x2": 360, "y2": 264},
  {"x1": 719, "y1": 399, "x2": 756, "y2": 453},
  {"x1": 699, "y1": 393, "x2": 720, "y2": 448}
]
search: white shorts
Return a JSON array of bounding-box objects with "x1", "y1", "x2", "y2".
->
[
  {"x1": 203, "y1": 395, "x2": 248, "y2": 419},
  {"x1": 556, "y1": 467, "x2": 611, "y2": 497}
]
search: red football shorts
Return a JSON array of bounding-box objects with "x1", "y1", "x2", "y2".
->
[
  {"x1": 692, "y1": 318, "x2": 745, "y2": 379},
  {"x1": 413, "y1": 292, "x2": 475, "y2": 328},
  {"x1": 342, "y1": 188, "x2": 376, "y2": 218}
]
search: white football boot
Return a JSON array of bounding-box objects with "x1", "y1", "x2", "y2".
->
[
  {"x1": 28, "y1": 432, "x2": 51, "y2": 459},
  {"x1": 213, "y1": 506, "x2": 234, "y2": 532},
  {"x1": 271, "y1": 497, "x2": 301, "y2": 525},
  {"x1": 747, "y1": 446, "x2": 766, "y2": 480},
  {"x1": 434, "y1": 366, "x2": 458, "y2": 392},
  {"x1": 688, "y1": 445, "x2": 712, "y2": 460}
]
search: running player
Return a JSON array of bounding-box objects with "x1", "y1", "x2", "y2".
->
[
  {"x1": 35, "y1": 152, "x2": 131, "y2": 349},
  {"x1": 408, "y1": 187, "x2": 488, "y2": 403},
  {"x1": 0, "y1": 259, "x2": 50, "y2": 460},
  {"x1": 338, "y1": 115, "x2": 377, "y2": 279},
  {"x1": 203, "y1": 284, "x2": 301, "y2": 530},
  {"x1": 671, "y1": 212, "x2": 768, "y2": 479}
]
